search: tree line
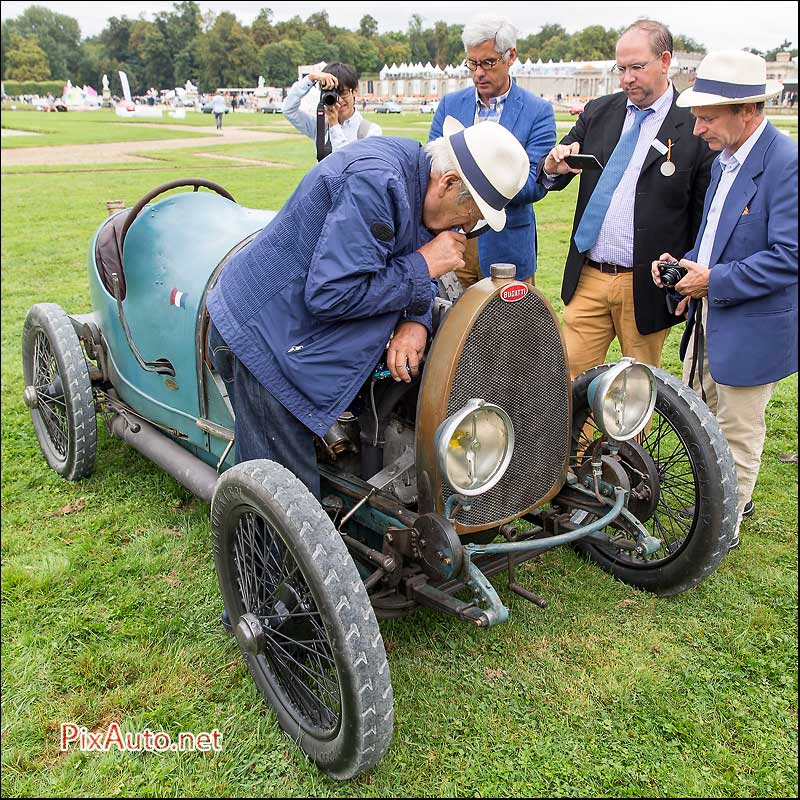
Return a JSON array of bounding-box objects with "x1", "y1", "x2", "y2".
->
[{"x1": 2, "y1": 2, "x2": 788, "y2": 96}]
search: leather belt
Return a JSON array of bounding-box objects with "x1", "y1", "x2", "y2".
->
[{"x1": 585, "y1": 258, "x2": 634, "y2": 274}]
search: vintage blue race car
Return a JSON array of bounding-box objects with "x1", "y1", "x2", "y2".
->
[{"x1": 22, "y1": 178, "x2": 738, "y2": 779}]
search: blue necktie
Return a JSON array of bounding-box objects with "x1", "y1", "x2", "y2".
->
[{"x1": 574, "y1": 106, "x2": 655, "y2": 254}]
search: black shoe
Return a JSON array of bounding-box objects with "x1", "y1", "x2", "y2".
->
[
  {"x1": 742, "y1": 499, "x2": 755, "y2": 518},
  {"x1": 221, "y1": 609, "x2": 233, "y2": 635}
]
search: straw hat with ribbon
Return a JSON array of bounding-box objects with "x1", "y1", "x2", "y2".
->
[
  {"x1": 442, "y1": 116, "x2": 529, "y2": 232},
  {"x1": 677, "y1": 50, "x2": 783, "y2": 107}
]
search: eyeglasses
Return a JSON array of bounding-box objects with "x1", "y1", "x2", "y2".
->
[
  {"x1": 464, "y1": 50, "x2": 510, "y2": 72},
  {"x1": 337, "y1": 88, "x2": 354, "y2": 98},
  {"x1": 611, "y1": 55, "x2": 664, "y2": 75}
]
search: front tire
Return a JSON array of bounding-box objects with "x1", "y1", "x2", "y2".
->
[
  {"x1": 22, "y1": 303, "x2": 97, "y2": 480},
  {"x1": 570, "y1": 365, "x2": 737, "y2": 596},
  {"x1": 212, "y1": 460, "x2": 393, "y2": 779}
]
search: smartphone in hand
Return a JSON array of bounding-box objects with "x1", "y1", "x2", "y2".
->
[{"x1": 564, "y1": 153, "x2": 604, "y2": 171}]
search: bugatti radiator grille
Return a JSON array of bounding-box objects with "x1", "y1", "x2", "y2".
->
[{"x1": 442, "y1": 292, "x2": 570, "y2": 528}]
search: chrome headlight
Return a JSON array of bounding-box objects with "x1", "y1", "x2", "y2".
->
[
  {"x1": 587, "y1": 358, "x2": 657, "y2": 441},
  {"x1": 434, "y1": 399, "x2": 514, "y2": 496}
]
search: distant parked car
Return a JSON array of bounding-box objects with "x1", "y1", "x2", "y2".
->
[
  {"x1": 260, "y1": 100, "x2": 283, "y2": 114},
  {"x1": 419, "y1": 100, "x2": 439, "y2": 114},
  {"x1": 568, "y1": 102, "x2": 586, "y2": 115},
  {"x1": 375, "y1": 101, "x2": 402, "y2": 114},
  {"x1": 201, "y1": 101, "x2": 229, "y2": 114}
]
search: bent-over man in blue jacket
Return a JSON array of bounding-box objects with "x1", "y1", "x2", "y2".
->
[{"x1": 207, "y1": 120, "x2": 530, "y2": 499}]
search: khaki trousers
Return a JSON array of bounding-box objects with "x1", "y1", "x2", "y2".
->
[
  {"x1": 683, "y1": 300, "x2": 777, "y2": 536},
  {"x1": 561, "y1": 265, "x2": 669, "y2": 380},
  {"x1": 455, "y1": 238, "x2": 536, "y2": 290}
]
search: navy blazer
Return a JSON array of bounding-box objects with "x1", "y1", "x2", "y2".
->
[
  {"x1": 429, "y1": 82, "x2": 556, "y2": 280},
  {"x1": 680, "y1": 122, "x2": 798, "y2": 386}
]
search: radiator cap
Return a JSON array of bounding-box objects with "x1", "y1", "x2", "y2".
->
[{"x1": 490, "y1": 263, "x2": 517, "y2": 281}]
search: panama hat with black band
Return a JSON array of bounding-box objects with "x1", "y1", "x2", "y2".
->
[
  {"x1": 442, "y1": 115, "x2": 529, "y2": 232},
  {"x1": 677, "y1": 50, "x2": 783, "y2": 107}
]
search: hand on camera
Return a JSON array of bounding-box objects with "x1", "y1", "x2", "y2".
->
[
  {"x1": 651, "y1": 252, "x2": 675, "y2": 288},
  {"x1": 418, "y1": 231, "x2": 467, "y2": 279},
  {"x1": 309, "y1": 71, "x2": 338, "y2": 90},
  {"x1": 324, "y1": 101, "x2": 340, "y2": 127},
  {"x1": 673, "y1": 258, "x2": 709, "y2": 300}
]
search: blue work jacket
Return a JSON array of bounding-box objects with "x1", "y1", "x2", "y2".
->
[
  {"x1": 207, "y1": 137, "x2": 437, "y2": 436},
  {"x1": 428, "y1": 82, "x2": 556, "y2": 279}
]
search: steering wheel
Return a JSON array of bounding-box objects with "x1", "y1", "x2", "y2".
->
[{"x1": 119, "y1": 178, "x2": 236, "y2": 254}]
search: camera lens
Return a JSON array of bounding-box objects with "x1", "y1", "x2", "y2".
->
[
  {"x1": 322, "y1": 90, "x2": 339, "y2": 107},
  {"x1": 659, "y1": 262, "x2": 685, "y2": 288},
  {"x1": 662, "y1": 268, "x2": 680, "y2": 287}
]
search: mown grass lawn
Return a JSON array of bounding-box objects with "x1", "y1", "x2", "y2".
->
[{"x1": 1, "y1": 110, "x2": 797, "y2": 798}]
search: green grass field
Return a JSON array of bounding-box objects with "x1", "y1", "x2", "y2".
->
[{"x1": 1, "y1": 108, "x2": 797, "y2": 798}]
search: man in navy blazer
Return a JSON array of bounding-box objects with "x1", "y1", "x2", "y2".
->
[
  {"x1": 429, "y1": 14, "x2": 556, "y2": 286},
  {"x1": 652, "y1": 50, "x2": 798, "y2": 548},
  {"x1": 537, "y1": 20, "x2": 715, "y2": 380}
]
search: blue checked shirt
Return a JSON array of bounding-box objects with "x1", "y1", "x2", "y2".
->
[{"x1": 474, "y1": 83, "x2": 512, "y2": 124}]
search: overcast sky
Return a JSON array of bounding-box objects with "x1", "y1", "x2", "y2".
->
[{"x1": 2, "y1": 1, "x2": 798, "y2": 53}]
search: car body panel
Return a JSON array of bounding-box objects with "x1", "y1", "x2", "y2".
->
[{"x1": 87, "y1": 193, "x2": 275, "y2": 445}]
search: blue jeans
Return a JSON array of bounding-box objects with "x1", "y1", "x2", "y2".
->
[{"x1": 208, "y1": 321, "x2": 321, "y2": 499}]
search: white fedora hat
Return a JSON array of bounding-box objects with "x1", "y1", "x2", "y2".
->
[
  {"x1": 442, "y1": 116, "x2": 528, "y2": 232},
  {"x1": 677, "y1": 50, "x2": 783, "y2": 107}
]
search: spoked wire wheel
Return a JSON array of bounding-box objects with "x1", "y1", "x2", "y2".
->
[
  {"x1": 232, "y1": 508, "x2": 341, "y2": 733},
  {"x1": 212, "y1": 460, "x2": 393, "y2": 779},
  {"x1": 569, "y1": 365, "x2": 737, "y2": 595},
  {"x1": 22, "y1": 303, "x2": 97, "y2": 480}
]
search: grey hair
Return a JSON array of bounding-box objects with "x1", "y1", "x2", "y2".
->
[
  {"x1": 462, "y1": 14, "x2": 517, "y2": 55},
  {"x1": 424, "y1": 138, "x2": 474, "y2": 202}
]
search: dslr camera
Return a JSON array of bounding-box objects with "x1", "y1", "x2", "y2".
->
[
  {"x1": 657, "y1": 259, "x2": 688, "y2": 288},
  {"x1": 321, "y1": 89, "x2": 341, "y2": 107}
]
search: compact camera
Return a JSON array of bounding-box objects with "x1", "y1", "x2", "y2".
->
[{"x1": 657, "y1": 260, "x2": 688, "y2": 288}]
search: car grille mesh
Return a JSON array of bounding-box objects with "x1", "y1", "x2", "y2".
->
[{"x1": 442, "y1": 292, "x2": 570, "y2": 528}]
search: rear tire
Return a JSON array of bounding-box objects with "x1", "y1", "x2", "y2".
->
[
  {"x1": 570, "y1": 365, "x2": 737, "y2": 596},
  {"x1": 212, "y1": 460, "x2": 393, "y2": 779},
  {"x1": 22, "y1": 303, "x2": 97, "y2": 480}
]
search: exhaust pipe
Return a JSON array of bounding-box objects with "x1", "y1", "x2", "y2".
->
[{"x1": 110, "y1": 413, "x2": 220, "y2": 503}]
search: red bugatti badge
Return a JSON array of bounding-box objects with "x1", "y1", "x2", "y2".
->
[{"x1": 499, "y1": 283, "x2": 529, "y2": 303}]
